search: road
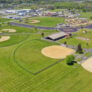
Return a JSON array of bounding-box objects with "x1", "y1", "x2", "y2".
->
[
  {"x1": 10, "y1": 22, "x2": 78, "y2": 33},
  {"x1": 10, "y1": 22, "x2": 92, "y2": 33}
]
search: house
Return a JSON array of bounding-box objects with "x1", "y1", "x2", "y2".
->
[{"x1": 5, "y1": 10, "x2": 17, "y2": 14}]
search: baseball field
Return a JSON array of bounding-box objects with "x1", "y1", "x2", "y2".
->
[
  {"x1": 18, "y1": 16, "x2": 65, "y2": 27},
  {"x1": 0, "y1": 13, "x2": 92, "y2": 92},
  {"x1": 0, "y1": 24, "x2": 92, "y2": 92}
]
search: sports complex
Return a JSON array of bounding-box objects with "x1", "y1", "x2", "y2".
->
[{"x1": 0, "y1": 11, "x2": 92, "y2": 92}]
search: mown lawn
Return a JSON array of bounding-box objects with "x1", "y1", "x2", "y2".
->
[
  {"x1": 80, "y1": 12, "x2": 92, "y2": 19},
  {"x1": 0, "y1": 26, "x2": 31, "y2": 47},
  {"x1": 0, "y1": 18, "x2": 12, "y2": 23},
  {"x1": 49, "y1": 9, "x2": 64, "y2": 12},
  {"x1": 59, "y1": 29, "x2": 92, "y2": 48},
  {"x1": 0, "y1": 25, "x2": 92, "y2": 92},
  {"x1": 14, "y1": 39, "x2": 58, "y2": 73},
  {"x1": 18, "y1": 16, "x2": 65, "y2": 27}
]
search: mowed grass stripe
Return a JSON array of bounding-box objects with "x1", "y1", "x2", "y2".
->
[
  {"x1": 14, "y1": 39, "x2": 59, "y2": 73},
  {"x1": 19, "y1": 64, "x2": 83, "y2": 92},
  {"x1": 0, "y1": 23, "x2": 92, "y2": 92},
  {"x1": 19, "y1": 16, "x2": 65, "y2": 27},
  {"x1": 31, "y1": 67, "x2": 79, "y2": 91},
  {"x1": 7, "y1": 64, "x2": 67, "y2": 91},
  {"x1": 7, "y1": 63, "x2": 68, "y2": 91},
  {"x1": 10, "y1": 64, "x2": 78, "y2": 91}
]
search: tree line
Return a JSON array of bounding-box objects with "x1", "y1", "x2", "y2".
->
[{"x1": 0, "y1": 0, "x2": 92, "y2": 12}]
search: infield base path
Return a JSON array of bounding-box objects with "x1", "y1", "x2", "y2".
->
[
  {"x1": 41, "y1": 45, "x2": 75, "y2": 59},
  {"x1": 81, "y1": 57, "x2": 92, "y2": 72}
]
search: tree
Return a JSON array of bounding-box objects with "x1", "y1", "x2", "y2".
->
[
  {"x1": 76, "y1": 43, "x2": 83, "y2": 54},
  {"x1": 69, "y1": 33, "x2": 72, "y2": 38},
  {"x1": 90, "y1": 16, "x2": 92, "y2": 20},
  {"x1": 7, "y1": 22, "x2": 11, "y2": 26},
  {"x1": 64, "y1": 41, "x2": 68, "y2": 47},
  {"x1": 0, "y1": 23, "x2": 2, "y2": 27},
  {"x1": 64, "y1": 41, "x2": 67, "y2": 45},
  {"x1": 19, "y1": 19, "x2": 22, "y2": 22},
  {"x1": 66, "y1": 55, "x2": 75, "y2": 65},
  {"x1": 41, "y1": 32, "x2": 45, "y2": 38}
]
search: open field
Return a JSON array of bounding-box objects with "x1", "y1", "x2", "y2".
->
[
  {"x1": 59, "y1": 29, "x2": 92, "y2": 48},
  {"x1": 0, "y1": 26, "x2": 31, "y2": 47},
  {"x1": 14, "y1": 40, "x2": 58, "y2": 74},
  {"x1": 0, "y1": 0, "x2": 92, "y2": 91},
  {"x1": 80, "y1": 12, "x2": 92, "y2": 19},
  {"x1": 0, "y1": 18, "x2": 12, "y2": 23},
  {"x1": 49, "y1": 9, "x2": 64, "y2": 12},
  {"x1": 0, "y1": 25, "x2": 92, "y2": 92},
  {"x1": 0, "y1": 14, "x2": 92, "y2": 92},
  {"x1": 18, "y1": 16, "x2": 65, "y2": 27}
]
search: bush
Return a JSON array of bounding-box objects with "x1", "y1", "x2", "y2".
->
[
  {"x1": 90, "y1": 16, "x2": 92, "y2": 20},
  {"x1": 66, "y1": 55, "x2": 75, "y2": 65}
]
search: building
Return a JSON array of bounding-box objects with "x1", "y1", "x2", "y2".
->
[
  {"x1": 5, "y1": 9, "x2": 32, "y2": 14},
  {"x1": 45, "y1": 32, "x2": 67, "y2": 41},
  {"x1": 5, "y1": 10, "x2": 17, "y2": 14}
]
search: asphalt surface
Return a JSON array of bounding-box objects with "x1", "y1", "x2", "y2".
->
[
  {"x1": 10, "y1": 22, "x2": 92, "y2": 33},
  {"x1": 10, "y1": 22, "x2": 79, "y2": 33},
  {"x1": 10, "y1": 22, "x2": 57, "y2": 30}
]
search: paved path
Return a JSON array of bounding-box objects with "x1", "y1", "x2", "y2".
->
[
  {"x1": 10, "y1": 22, "x2": 78, "y2": 33},
  {"x1": 10, "y1": 22, "x2": 92, "y2": 33},
  {"x1": 84, "y1": 24, "x2": 92, "y2": 29},
  {"x1": 59, "y1": 43, "x2": 92, "y2": 64},
  {"x1": 10, "y1": 22, "x2": 57, "y2": 30}
]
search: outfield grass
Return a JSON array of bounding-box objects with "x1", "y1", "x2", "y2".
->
[
  {"x1": 59, "y1": 29, "x2": 92, "y2": 48},
  {"x1": 0, "y1": 24, "x2": 92, "y2": 92},
  {"x1": 0, "y1": 18, "x2": 12, "y2": 23},
  {"x1": 0, "y1": 26, "x2": 31, "y2": 47},
  {"x1": 18, "y1": 16, "x2": 65, "y2": 27},
  {"x1": 14, "y1": 39, "x2": 59, "y2": 73},
  {"x1": 80, "y1": 12, "x2": 92, "y2": 19},
  {"x1": 49, "y1": 9, "x2": 64, "y2": 12}
]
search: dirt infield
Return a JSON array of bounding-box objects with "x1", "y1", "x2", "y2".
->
[
  {"x1": 30, "y1": 20, "x2": 40, "y2": 24},
  {"x1": 81, "y1": 57, "x2": 92, "y2": 72},
  {"x1": 2, "y1": 29, "x2": 16, "y2": 32},
  {"x1": 0, "y1": 29, "x2": 16, "y2": 42},
  {"x1": 0, "y1": 36, "x2": 10, "y2": 42},
  {"x1": 41, "y1": 45, "x2": 75, "y2": 59}
]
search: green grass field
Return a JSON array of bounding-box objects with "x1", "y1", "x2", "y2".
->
[
  {"x1": 49, "y1": 9, "x2": 64, "y2": 12},
  {"x1": 0, "y1": 19, "x2": 92, "y2": 92},
  {"x1": 0, "y1": 26, "x2": 31, "y2": 47},
  {"x1": 0, "y1": 18, "x2": 12, "y2": 23},
  {"x1": 18, "y1": 16, "x2": 65, "y2": 27},
  {"x1": 59, "y1": 29, "x2": 92, "y2": 48},
  {"x1": 14, "y1": 39, "x2": 59, "y2": 74},
  {"x1": 80, "y1": 12, "x2": 92, "y2": 19}
]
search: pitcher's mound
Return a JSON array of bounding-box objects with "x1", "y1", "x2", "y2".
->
[
  {"x1": 41, "y1": 45, "x2": 75, "y2": 59},
  {"x1": 30, "y1": 20, "x2": 40, "y2": 24},
  {"x1": 81, "y1": 57, "x2": 92, "y2": 72}
]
